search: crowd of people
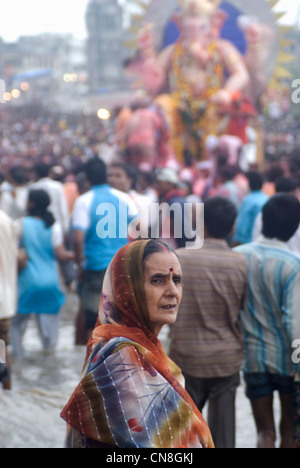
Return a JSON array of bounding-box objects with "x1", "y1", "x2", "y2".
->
[
  {"x1": 0, "y1": 105, "x2": 300, "y2": 449},
  {"x1": 0, "y1": 105, "x2": 110, "y2": 175}
]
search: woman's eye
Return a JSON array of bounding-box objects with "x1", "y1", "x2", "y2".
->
[{"x1": 151, "y1": 278, "x2": 162, "y2": 284}]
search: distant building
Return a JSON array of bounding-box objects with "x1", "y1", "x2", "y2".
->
[
  {"x1": 0, "y1": 34, "x2": 87, "y2": 111},
  {"x1": 86, "y1": 0, "x2": 126, "y2": 93}
]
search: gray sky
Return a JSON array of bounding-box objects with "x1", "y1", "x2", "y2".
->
[{"x1": 0, "y1": 0, "x2": 297, "y2": 43}]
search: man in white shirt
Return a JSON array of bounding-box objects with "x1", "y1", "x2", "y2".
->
[
  {"x1": 0, "y1": 210, "x2": 17, "y2": 390},
  {"x1": 106, "y1": 162, "x2": 154, "y2": 239},
  {"x1": 72, "y1": 158, "x2": 139, "y2": 337},
  {"x1": 0, "y1": 166, "x2": 28, "y2": 220},
  {"x1": 31, "y1": 163, "x2": 69, "y2": 235}
]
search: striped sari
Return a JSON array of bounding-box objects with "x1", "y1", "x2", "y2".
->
[{"x1": 61, "y1": 240, "x2": 214, "y2": 449}]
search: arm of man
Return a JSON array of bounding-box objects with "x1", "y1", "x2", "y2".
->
[
  {"x1": 282, "y1": 270, "x2": 300, "y2": 345},
  {"x1": 71, "y1": 194, "x2": 92, "y2": 273},
  {"x1": 73, "y1": 230, "x2": 85, "y2": 267},
  {"x1": 52, "y1": 222, "x2": 75, "y2": 262}
]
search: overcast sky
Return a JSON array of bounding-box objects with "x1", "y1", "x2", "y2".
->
[{"x1": 0, "y1": 0, "x2": 298, "y2": 43}]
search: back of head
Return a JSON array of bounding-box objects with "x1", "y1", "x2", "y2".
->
[
  {"x1": 84, "y1": 157, "x2": 107, "y2": 186},
  {"x1": 34, "y1": 163, "x2": 51, "y2": 180},
  {"x1": 204, "y1": 196, "x2": 237, "y2": 239},
  {"x1": 138, "y1": 170, "x2": 155, "y2": 189},
  {"x1": 265, "y1": 165, "x2": 284, "y2": 183},
  {"x1": 262, "y1": 193, "x2": 300, "y2": 242},
  {"x1": 219, "y1": 165, "x2": 238, "y2": 183},
  {"x1": 28, "y1": 189, "x2": 55, "y2": 228},
  {"x1": 50, "y1": 165, "x2": 66, "y2": 182},
  {"x1": 247, "y1": 171, "x2": 264, "y2": 192},
  {"x1": 9, "y1": 166, "x2": 28, "y2": 185},
  {"x1": 275, "y1": 177, "x2": 299, "y2": 194}
]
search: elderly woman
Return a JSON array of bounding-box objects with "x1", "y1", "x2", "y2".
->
[{"x1": 61, "y1": 239, "x2": 214, "y2": 448}]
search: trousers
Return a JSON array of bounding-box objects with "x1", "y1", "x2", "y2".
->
[
  {"x1": 10, "y1": 313, "x2": 60, "y2": 358},
  {"x1": 183, "y1": 372, "x2": 240, "y2": 448}
]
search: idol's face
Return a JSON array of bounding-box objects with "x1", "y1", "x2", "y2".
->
[{"x1": 182, "y1": 16, "x2": 210, "y2": 42}]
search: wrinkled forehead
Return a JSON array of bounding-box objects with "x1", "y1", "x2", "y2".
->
[{"x1": 144, "y1": 251, "x2": 182, "y2": 277}]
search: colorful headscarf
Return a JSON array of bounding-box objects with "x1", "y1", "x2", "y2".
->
[{"x1": 61, "y1": 240, "x2": 214, "y2": 448}]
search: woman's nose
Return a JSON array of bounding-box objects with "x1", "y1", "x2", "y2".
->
[{"x1": 165, "y1": 280, "x2": 178, "y2": 296}]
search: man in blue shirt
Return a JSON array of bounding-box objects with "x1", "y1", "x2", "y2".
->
[
  {"x1": 233, "y1": 171, "x2": 269, "y2": 245},
  {"x1": 235, "y1": 194, "x2": 300, "y2": 448},
  {"x1": 72, "y1": 158, "x2": 139, "y2": 338}
]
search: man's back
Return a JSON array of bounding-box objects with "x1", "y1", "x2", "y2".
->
[
  {"x1": 169, "y1": 239, "x2": 248, "y2": 378},
  {"x1": 234, "y1": 190, "x2": 269, "y2": 244},
  {"x1": 72, "y1": 184, "x2": 139, "y2": 272},
  {"x1": 235, "y1": 236, "x2": 300, "y2": 377}
]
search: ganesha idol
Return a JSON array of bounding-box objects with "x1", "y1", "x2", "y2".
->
[{"x1": 123, "y1": 0, "x2": 274, "y2": 164}]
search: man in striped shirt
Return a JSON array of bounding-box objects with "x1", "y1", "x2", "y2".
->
[
  {"x1": 169, "y1": 197, "x2": 248, "y2": 448},
  {"x1": 235, "y1": 193, "x2": 300, "y2": 448}
]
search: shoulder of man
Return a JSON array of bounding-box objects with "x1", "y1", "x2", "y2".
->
[
  {"x1": 109, "y1": 188, "x2": 139, "y2": 214},
  {"x1": 74, "y1": 189, "x2": 94, "y2": 206}
]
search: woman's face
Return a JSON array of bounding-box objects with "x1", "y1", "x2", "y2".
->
[{"x1": 144, "y1": 251, "x2": 183, "y2": 336}]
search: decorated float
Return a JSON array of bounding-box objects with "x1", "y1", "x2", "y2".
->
[{"x1": 116, "y1": 0, "x2": 294, "y2": 171}]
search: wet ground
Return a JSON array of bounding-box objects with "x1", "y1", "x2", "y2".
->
[{"x1": 0, "y1": 293, "x2": 281, "y2": 449}]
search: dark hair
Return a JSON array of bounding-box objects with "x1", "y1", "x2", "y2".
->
[
  {"x1": 139, "y1": 170, "x2": 155, "y2": 186},
  {"x1": 204, "y1": 196, "x2": 237, "y2": 239},
  {"x1": 262, "y1": 194, "x2": 300, "y2": 242},
  {"x1": 9, "y1": 166, "x2": 28, "y2": 185},
  {"x1": 275, "y1": 177, "x2": 299, "y2": 194},
  {"x1": 110, "y1": 162, "x2": 138, "y2": 189},
  {"x1": 84, "y1": 157, "x2": 106, "y2": 186},
  {"x1": 219, "y1": 166, "x2": 239, "y2": 182},
  {"x1": 28, "y1": 190, "x2": 55, "y2": 228},
  {"x1": 34, "y1": 163, "x2": 51, "y2": 179},
  {"x1": 247, "y1": 171, "x2": 264, "y2": 192},
  {"x1": 143, "y1": 240, "x2": 176, "y2": 264},
  {"x1": 265, "y1": 165, "x2": 284, "y2": 183}
]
